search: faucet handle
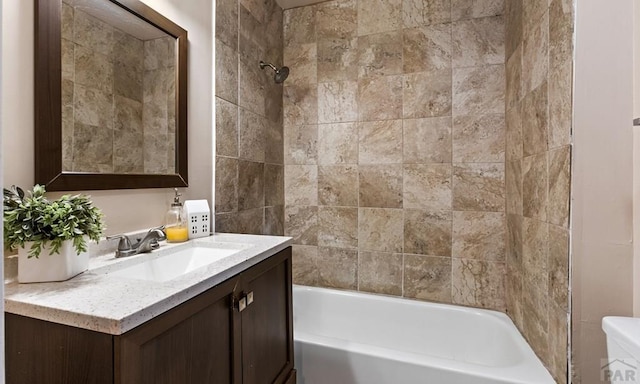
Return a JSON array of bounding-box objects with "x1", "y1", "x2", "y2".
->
[
  {"x1": 149, "y1": 225, "x2": 167, "y2": 241},
  {"x1": 106, "y1": 235, "x2": 137, "y2": 258},
  {"x1": 106, "y1": 234, "x2": 132, "y2": 251}
]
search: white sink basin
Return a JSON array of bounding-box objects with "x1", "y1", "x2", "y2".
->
[{"x1": 107, "y1": 244, "x2": 247, "y2": 282}]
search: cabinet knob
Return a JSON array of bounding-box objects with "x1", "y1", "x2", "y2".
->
[
  {"x1": 236, "y1": 297, "x2": 247, "y2": 312},
  {"x1": 234, "y1": 292, "x2": 254, "y2": 312}
]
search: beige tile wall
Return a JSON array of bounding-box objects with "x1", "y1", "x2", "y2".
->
[
  {"x1": 284, "y1": 0, "x2": 508, "y2": 311},
  {"x1": 214, "y1": 0, "x2": 285, "y2": 235},
  {"x1": 211, "y1": 0, "x2": 572, "y2": 380},
  {"x1": 61, "y1": 3, "x2": 176, "y2": 174},
  {"x1": 504, "y1": 0, "x2": 572, "y2": 382}
]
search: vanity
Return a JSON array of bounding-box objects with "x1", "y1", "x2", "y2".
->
[{"x1": 4, "y1": 234, "x2": 294, "y2": 384}]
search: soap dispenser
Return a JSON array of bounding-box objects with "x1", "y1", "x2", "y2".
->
[{"x1": 165, "y1": 188, "x2": 188, "y2": 243}]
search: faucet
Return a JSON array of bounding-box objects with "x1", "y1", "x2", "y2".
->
[{"x1": 106, "y1": 226, "x2": 167, "y2": 258}]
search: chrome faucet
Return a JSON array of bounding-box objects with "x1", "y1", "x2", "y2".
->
[{"x1": 106, "y1": 226, "x2": 167, "y2": 258}]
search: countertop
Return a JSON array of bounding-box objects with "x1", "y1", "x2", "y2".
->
[{"x1": 4, "y1": 233, "x2": 292, "y2": 335}]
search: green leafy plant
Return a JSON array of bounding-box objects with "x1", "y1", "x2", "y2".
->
[{"x1": 3, "y1": 184, "x2": 105, "y2": 258}]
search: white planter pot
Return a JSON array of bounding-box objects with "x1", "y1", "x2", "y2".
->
[{"x1": 18, "y1": 239, "x2": 89, "y2": 283}]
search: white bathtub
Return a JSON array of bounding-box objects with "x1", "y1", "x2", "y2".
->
[{"x1": 293, "y1": 285, "x2": 555, "y2": 384}]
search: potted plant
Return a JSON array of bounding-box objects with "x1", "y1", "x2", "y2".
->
[{"x1": 3, "y1": 184, "x2": 105, "y2": 283}]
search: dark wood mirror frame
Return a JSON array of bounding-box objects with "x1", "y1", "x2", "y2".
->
[{"x1": 35, "y1": 0, "x2": 188, "y2": 191}]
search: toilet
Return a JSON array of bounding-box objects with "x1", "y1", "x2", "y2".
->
[{"x1": 603, "y1": 317, "x2": 640, "y2": 383}]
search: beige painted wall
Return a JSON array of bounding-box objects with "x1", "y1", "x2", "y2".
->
[
  {"x1": 635, "y1": 2, "x2": 640, "y2": 120},
  {"x1": 1, "y1": 0, "x2": 213, "y2": 236},
  {"x1": 573, "y1": 0, "x2": 635, "y2": 382},
  {"x1": 633, "y1": 0, "x2": 640, "y2": 317}
]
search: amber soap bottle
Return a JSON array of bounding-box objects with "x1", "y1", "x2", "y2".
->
[{"x1": 165, "y1": 188, "x2": 188, "y2": 243}]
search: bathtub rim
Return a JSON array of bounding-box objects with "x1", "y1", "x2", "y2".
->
[
  {"x1": 294, "y1": 283, "x2": 512, "y2": 321},
  {"x1": 293, "y1": 284, "x2": 556, "y2": 384}
]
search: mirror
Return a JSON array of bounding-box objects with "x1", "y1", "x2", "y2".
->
[{"x1": 35, "y1": 0, "x2": 188, "y2": 191}]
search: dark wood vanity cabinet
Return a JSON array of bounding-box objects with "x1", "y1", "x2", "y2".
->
[
  {"x1": 240, "y1": 249, "x2": 294, "y2": 384},
  {"x1": 5, "y1": 315, "x2": 114, "y2": 384},
  {"x1": 6, "y1": 247, "x2": 295, "y2": 384},
  {"x1": 115, "y1": 277, "x2": 237, "y2": 384}
]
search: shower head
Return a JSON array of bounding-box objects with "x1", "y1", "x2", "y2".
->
[{"x1": 260, "y1": 61, "x2": 289, "y2": 84}]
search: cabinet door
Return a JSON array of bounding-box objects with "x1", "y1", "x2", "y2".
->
[
  {"x1": 240, "y1": 247, "x2": 294, "y2": 384},
  {"x1": 116, "y1": 277, "x2": 240, "y2": 384},
  {"x1": 6, "y1": 313, "x2": 113, "y2": 384}
]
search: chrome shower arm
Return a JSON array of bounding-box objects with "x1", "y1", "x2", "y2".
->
[{"x1": 260, "y1": 61, "x2": 278, "y2": 72}]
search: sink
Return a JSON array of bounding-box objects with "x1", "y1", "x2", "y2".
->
[{"x1": 106, "y1": 243, "x2": 248, "y2": 282}]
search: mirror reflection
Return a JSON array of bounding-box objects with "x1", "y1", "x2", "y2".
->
[{"x1": 61, "y1": 0, "x2": 177, "y2": 175}]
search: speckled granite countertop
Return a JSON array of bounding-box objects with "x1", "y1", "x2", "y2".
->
[{"x1": 4, "y1": 233, "x2": 292, "y2": 335}]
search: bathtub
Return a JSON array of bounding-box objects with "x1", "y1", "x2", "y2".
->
[{"x1": 293, "y1": 285, "x2": 555, "y2": 384}]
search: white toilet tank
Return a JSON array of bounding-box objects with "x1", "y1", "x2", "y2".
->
[{"x1": 603, "y1": 316, "x2": 640, "y2": 383}]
